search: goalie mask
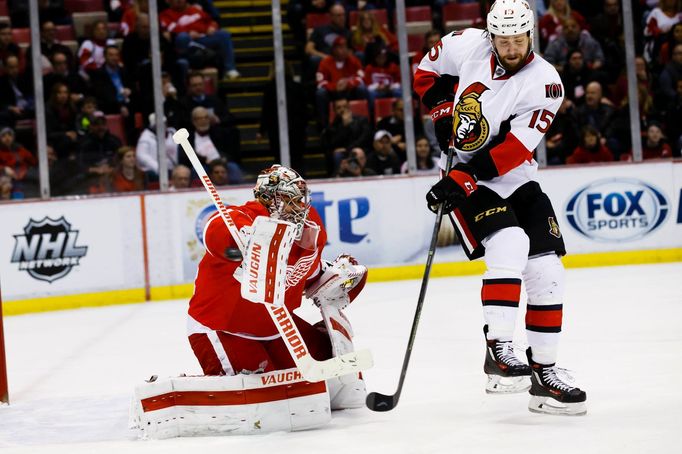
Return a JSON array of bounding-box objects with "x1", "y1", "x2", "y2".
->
[{"x1": 254, "y1": 165, "x2": 310, "y2": 238}]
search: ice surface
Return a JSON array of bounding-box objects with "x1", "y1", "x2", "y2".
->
[{"x1": 1, "y1": 263, "x2": 681, "y2": 454}]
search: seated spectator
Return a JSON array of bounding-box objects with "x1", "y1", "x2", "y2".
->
[
  {"x1": 0, "y1": 55, "x2": 34, "y2": 128},
  {"x1": 643, "y1": 0, "x2": 682, "y2": 63},
  {"x1": 305, "y1": 3, "x2": 351, "y2": 70},
  {"x1": 0, "y1": 126, "x2": 37, "y2": 182},
  {"x1": 411, "y1": 29, "x2": 441, "y2": 75},
  {"x1": 545, "y1": 98, "x2": 580, "y2": 165},
  {"x1": 575, "y1": 81, "x2": 615, "y2": 139},
  {"x1": 106, "y1": 0, "x2": 132, "y2": 22},
  {"x1": 320, "y1": 98, "x2": 372, "y2": 175},
  {"x1": 538, "y1": 0, "x2": 588, "y2": 51},
  {"x1": 209, "y1": 160, "x2": 230, "y2": 186},
  {"x1": 89, "y1": 45, "x2": 133, "y2": 118},
  {"x1": 78, "y1": 21, "x2": 116, "y2": 77},
  {"x1": 316, "y1": 36, "x2": 367, "y2": 127},
  {"x1": 544, "y1": 18, "x2": 605, "y2": 74},
  {"x1": 0, "y1": 23, "x2": 22, "y2": 72},
  {"x1": 336, "y1": 147, "x2": 375, "y2": 178},
  {"x1": 287, "y1": 0, "x2": 331, "y2": 44},
  {"x1": 351, "y1": 10, "x2": 397, "y2": 63},
  {"x1": 160, "y1": 0, "x2": 240, "y2": 80},
  {"x1": 136, "y1": 113, "x2": 178, "y2": 178},
  {"x1": 121, "y1": 0, "x2": 148, "y2": 37},
  {"x1": 610, "y1": 56, "x2": 650, "y2": 107},
  {"x1": 660, "y1": 23, "x2": 682, "y2": 67},
  {"x1": 179, "y1": 107, "x2": 242, "y2": 183},
  {"x1": 366, "y1": 129, "x2": 401, "y2": 175},
  {"x1": 565, "y1": 125, "x2": 614, "y2": 164},
  {"x1": 76, "y1": 111, "x2": 123, "y2": 192},
  {"x1": 562, "y1": 50, "x2": 599, "y2": 103},
  {"x1": 641, "y1": 123, "x2": 673, "y2": 160},
  {"x1": 0, "y1": 170, "x2": 14, "y2": 200},
  {"x1": 170, "y1": 164, "x2": 191, "y2": 190},
  {"x1": 665, "y1": 79, "x2": 682, "y2": 156},
  {"x1": 47, "y1": 143, "x2": 81, "y2": 196},
  {"x1": 43, "y1": 51, "x2": 88, "y2": 102},
  {"x1": 10, "y1": 0, "x2": 71, "y2": 28},
  {"x1": 181, "y1": 71, "x2": 232, "y2": 127},
  {"x1": 35, "y1": 20, "x2": 74, "y2": 67},
  {"x1": 257, "y1": 62, "x2": 307, "y2": 173},
  {"x1": 376, "y1": 98, "x2": 411, "y2": 158},
  {"x1": 45, "y1": 82, "x2": 79, "y2": 158},
  {"x1": 364, "y1": 46, "x2": 401, "y2": 112},
  {"x1": 589, "y1": 0, "x2": 623, "y2": 49},
  {"x1": 75, "y1": 96, "x2": 98, "y2": 136},
  {"x1": 607, "y1": 83, "x2": 659, "y2": 159},
  {"x1": 659, "y1": 43, "x2": 682, "y2": 100},
  {"x1": 400, "y1": 136, "x2": 438, "y2": 174},
  {"x1": 103, "y1": 146, "x2": 145, "y2": 193}
]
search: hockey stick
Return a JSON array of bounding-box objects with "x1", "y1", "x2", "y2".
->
[
  {"x1": 366, "y1": 146, "x2": 455, "y2": 411},
  {"x1": 173, "y1": 128, "x2": 373, "y2": 383}
]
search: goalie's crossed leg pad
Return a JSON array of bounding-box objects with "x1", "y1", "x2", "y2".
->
[
  {"x1": 129, "y1": 368, "x2": 331, "y2": 438},
  {"x1": 447, "y1": 181, "x2": 566, "y2": 261},
  {"x1": 188, "y1": 313, "x2": 333, "y2": 376}
]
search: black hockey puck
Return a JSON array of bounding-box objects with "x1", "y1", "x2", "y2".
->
[{"x1": 224, "y1": 247, "x2": 243, "y2": 261}]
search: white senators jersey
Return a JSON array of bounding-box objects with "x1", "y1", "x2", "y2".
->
[{"x1": 414, "y1": 28, "x2": 564, "y2": 198}]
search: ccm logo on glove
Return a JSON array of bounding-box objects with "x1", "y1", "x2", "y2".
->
[{"x1": 430, "y1": 101, "x2": 455, "y2": 152}]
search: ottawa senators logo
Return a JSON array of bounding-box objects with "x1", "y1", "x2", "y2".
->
[
  {"x1": 453, "y1": 82, "x2": 490, "y2": 152},
  {"x1": 548, "y1": 217, "x2": 561, "y2": 239}
]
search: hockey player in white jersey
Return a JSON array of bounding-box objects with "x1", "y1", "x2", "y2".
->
[{"x1": 414, "y1": 0, "x2": 586, "y2": 416}]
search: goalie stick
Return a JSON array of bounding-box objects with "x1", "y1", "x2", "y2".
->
[
  {"x1": 366, "y1": 146, "x2": 455, "y2": 412},
  {"x1": 172, "y1": 128, "x2": 373, "y2": 383}
]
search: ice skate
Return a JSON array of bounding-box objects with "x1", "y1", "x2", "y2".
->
[
  {"x1": 526, "y1": 348, "x2": 587, "y2": 416},
  {"x1": 483, "y1": 325, "x2": 531, "y2": 394}
]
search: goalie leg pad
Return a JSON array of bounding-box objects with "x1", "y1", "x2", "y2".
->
[{"x1": 129, "y1": 368, "x2": 331, "y2": 439}]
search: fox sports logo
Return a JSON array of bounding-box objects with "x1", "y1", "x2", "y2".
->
[{"x1": 565, "y1": 178, "x2": 669, "y2": 242}]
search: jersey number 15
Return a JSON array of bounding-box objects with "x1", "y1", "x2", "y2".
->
[{"x1": 528, "y1": 109, "x2": 555, "y2": 133}]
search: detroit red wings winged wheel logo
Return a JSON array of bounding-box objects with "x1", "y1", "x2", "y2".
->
[{"x1": 452, "y1": 82, "x2": 490, "y2": 152}]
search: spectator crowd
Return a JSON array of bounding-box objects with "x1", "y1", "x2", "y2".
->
[{"x1": 1, "y1": 0, "x2": 681, "y2": 200}]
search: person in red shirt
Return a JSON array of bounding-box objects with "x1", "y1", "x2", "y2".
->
[
  {"x1": 187, "y1": 165, "x2": 368, "y2": 408},
  {"x1": 364, "y1": 45, "x2": 401, "y2": 112},
  {"x1": 0, "y1": 127, "x2": 38, "y2": 181},
  {"x1": 565, "y1": 125, "x2": 614, "y2": 164},
  {"x1": 160, "y1": 0, "x2": 240, "y2": 79},
  {"x1": 315, "y1": 36, "x2": 367, "y2": 127}
]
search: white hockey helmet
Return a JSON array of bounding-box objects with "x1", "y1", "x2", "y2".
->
[
  {"x1": 487, "y1": 0, "x2": 535, "y2": 51},
  {"x1": 254, "y1": 165, "x2": 310, "y2": 235}
]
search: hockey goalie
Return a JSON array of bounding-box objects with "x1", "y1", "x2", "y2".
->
[{"x1": 130, "y1": 165, "x2": 368, "y2": 438}]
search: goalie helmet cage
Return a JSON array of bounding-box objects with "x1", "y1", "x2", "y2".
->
[{"x1": 0, "y1": 278, "x2": 8, "y2": 404}]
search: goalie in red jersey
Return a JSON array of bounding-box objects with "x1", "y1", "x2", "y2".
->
[{"x1": 187, "y1": 164, "x2": 368, "y2": 410}]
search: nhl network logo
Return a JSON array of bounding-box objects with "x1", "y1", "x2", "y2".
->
[{"x1": 11, "y1": 216, "x2": 88, "y2": 283}]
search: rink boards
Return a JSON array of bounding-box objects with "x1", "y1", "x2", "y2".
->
[{"x1": 1, "y1": 160, "x2": 681, "y2": 314}]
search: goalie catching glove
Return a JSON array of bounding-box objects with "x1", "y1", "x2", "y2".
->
[{"x1": 305, "y1": 254, "x2": 368, "y2": 310}]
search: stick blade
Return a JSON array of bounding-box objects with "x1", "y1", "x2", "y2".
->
[
  {"x1": 172, "y1": 128, "x2": 189, "y2": 144},
  {"x1": 366, "y1": 391, "x2": 398, "y2": 412}
]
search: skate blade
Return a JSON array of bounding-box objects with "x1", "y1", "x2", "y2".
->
[
  {"x1": 485, "y1": 375, "x2": 531, "y2": 394},
  {"x1": 528, "y1": 396, "x2": 587, "y2": 416}
]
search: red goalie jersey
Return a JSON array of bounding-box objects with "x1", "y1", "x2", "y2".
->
[{"x1": 188, "y1": 201, "x2": 327, "y2": 338}]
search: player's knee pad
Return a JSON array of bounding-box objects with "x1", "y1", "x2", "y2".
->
[
  {"x1": 482, "y1": 227, "x2": 529, "y2": 277},
  {"x1": 129, "y1": 369, "x2": 331, "y2": 438},
  {"x1": 523, "y1": 253, "x2": 565, "y2": 304}
]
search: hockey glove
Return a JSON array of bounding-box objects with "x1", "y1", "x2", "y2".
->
[
  {"x1": 426, "y1": 163, "x2": 478, "y2": 213},
  {"x1": 430, "y1": 101, "x2": 455, "y2": 152}
]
